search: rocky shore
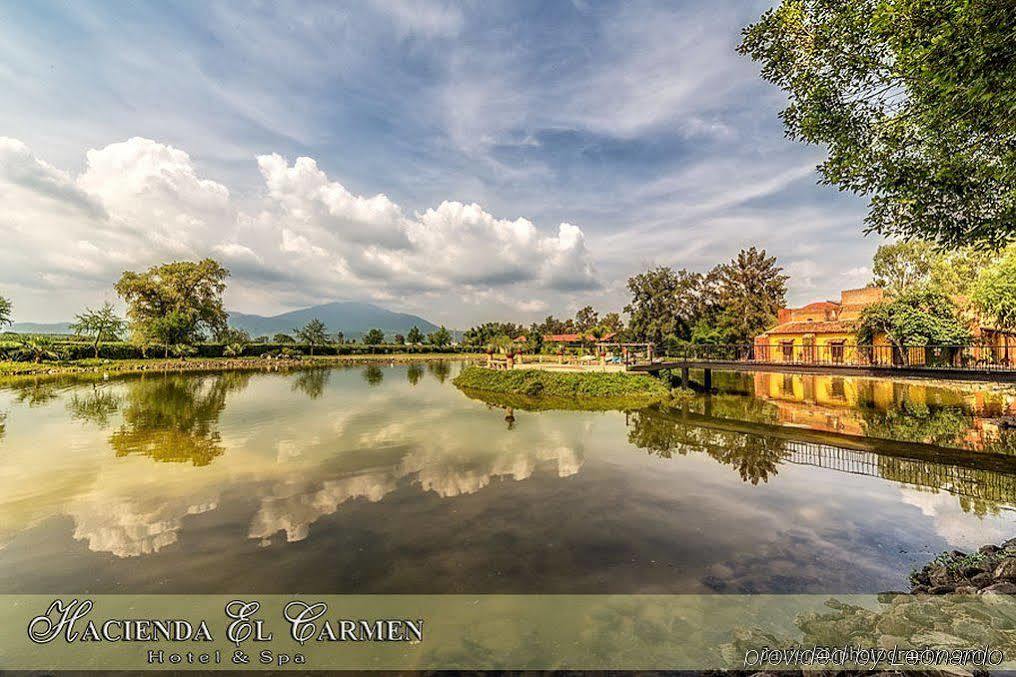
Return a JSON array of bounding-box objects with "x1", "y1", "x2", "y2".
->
[{"x1": 909, "y1": 538, "x2": 1016, "y2": 595}]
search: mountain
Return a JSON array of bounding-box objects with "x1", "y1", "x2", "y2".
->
[
  {"x1": 8, "y1": 322, "x2": 73, "y2": 335},
  {"x1": 228, "y1": 301, "x2": 440, "y2": 339}
]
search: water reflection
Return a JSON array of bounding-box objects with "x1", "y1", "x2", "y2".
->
[
  {"x1": 291, "y1": 368, "x2": 330, "y2": 399},
  {"x1": 740, "y1": 372, "x2": 1016, "y2": 453},
  {"x1": 0, "y1": 364, "x2": 1013, "y2": 594},
  {"x1": 105, "y1": 373, "x2": 249, "y2": 466},
  {"x1": 622, "y1": 405, "x2": 1016, "y2": 516},
  {"x1": 363, "y1": 364, "x2": 384, "y2": 386}
]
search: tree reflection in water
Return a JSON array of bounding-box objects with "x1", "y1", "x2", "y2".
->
[
  {"x1": 406, "y1": 363, "x2": 424, "y2": 386},
  {"x1": 626, "y1": 409, "x2": 787, "y2": 485},
  {"x1": 67, "y1": 385, "x2": 122, "y2": 427},
  {"x1": 427, "y1": 360, "x2": 451, "y2": 383},
  {"x1": 291, "y1": 368, "x2": 331, "y2": 399},
  {"x1": 362, "y1": 364, "x2": 384, "y2": 386},
  {"x1": 108, "y1": 372, "x2": 250, "y2": 466}
]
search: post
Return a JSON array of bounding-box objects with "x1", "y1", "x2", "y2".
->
[
  {"x1": 681, "y1": 366, "x2": 689, "y2": 388},
  {"x1": 703, "y1": 368, "x2": 712, "y2": 391}
]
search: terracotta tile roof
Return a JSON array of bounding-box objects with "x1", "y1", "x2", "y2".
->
[
  {"x1": 544, "y1": 332, "x2": 617, "y2": 343},
  {"x1": 800, "y1": 301, "x2": 840, "y2": 311},
  {"x1": 759, "y1": 320, "x2": 854, "y2": 335}
]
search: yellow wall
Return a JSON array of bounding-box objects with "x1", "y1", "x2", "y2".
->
[{"x1": 757, "y1": 332, "x2": 857, "y2": 363}]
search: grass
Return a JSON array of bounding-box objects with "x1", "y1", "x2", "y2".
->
[
  {"x1": 0, "y1": 353, "x2": 484, "y2": 378},
  {"x1": 453, "y1": 366, "x2": 671, "y2": 409}
]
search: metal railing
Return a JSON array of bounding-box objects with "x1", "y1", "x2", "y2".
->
[{"x1": 658, "y1": 341, "x2": 1016, "y2": 372}]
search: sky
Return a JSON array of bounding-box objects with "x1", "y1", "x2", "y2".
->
[{"x1": 0, "y1": 0, "x2": 881, "y2": 328}]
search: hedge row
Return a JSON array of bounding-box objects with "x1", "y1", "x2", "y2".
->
[{"x1": 0, "y1": 341, "x2": 468, "y2": 361}]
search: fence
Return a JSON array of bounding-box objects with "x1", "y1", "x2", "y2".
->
[{"x1": 662, "y1": 341, "x2": 1016, "y2": 372}]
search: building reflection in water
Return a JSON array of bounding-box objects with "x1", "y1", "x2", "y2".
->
[{"x1": 748, "y1": 373, "x2": 1016, "y2": 454}]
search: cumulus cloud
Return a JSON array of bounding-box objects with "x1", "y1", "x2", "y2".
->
[{"x1": 0, "y1": 138, "x2": 597, "y2": 319}]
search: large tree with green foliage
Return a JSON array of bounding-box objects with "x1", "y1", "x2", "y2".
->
[
  {"x1": 462, "y1": 322, "x2": 525, "y2": 347},
  {"x1": 872, "y1": 240, "x2": 937, "y2": 295},
  {"x1": 294, "y1": 319, "x2": 328, "y2": 355},
  {"x1": 740, "y1": 0, "x2": 1016, "y2": 249},
  {"x1": 363, "y1": 328, "x2": 385, "y2": 345},
  {"x1": 406, "y1": 326, "x2": 424, "y2": 344},
  {"x1": 715, "y1": 247, "x2": 788, "y2": 343},
  {"x1": 428, "y1": 326, "x2": 452, "y2": 347},
  {"x1": 625, "y1": 267, "x2": 719, "y2": 347},
  {"x1": 115, "y1": 259, "x2": 229, "y2": 357},
  {"x1": 857, "y1": 289, "x2": 971, "y2": 358},
  {"x1": 971, "y1": 247, "x2": 1016, "y2": 329},
  {"x1": 70, "y1": 302, "x2": 126, "y2": 358},
  {"x1": 0, "y1": 294, "x2": 12, "y2": 329}
]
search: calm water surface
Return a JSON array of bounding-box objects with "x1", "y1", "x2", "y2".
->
[{"x1": 0, "y1": 362, "x2": 1013, "y2": 594}]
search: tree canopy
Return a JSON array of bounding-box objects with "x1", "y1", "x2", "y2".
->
[
  {"x1": 114, "y1": 259, "x2": 229, "y2": 355},
  {"x1": 70, "y1": 302, "x2": 125, "y2": 358},
  {"x1": 406, "y1": 326, "x2": 424, "y2": 344},
  {"x1": 363, "y1": 328, "x2": 385, "y2": 345},
  {"x1": 0, "y1": 294, "x2": 11, "y2": 328},
  {"x1": 626, "y1": 248, "x2": 786, "y2": 348},
  {"x1": 294, "y1": 319, "x2": 328, "y2": 354},
  {"x1": 740, "y1": 0, "x2": 1016, "y2": 249},
  {"x1": 427, "y1": 326, "x2": 452, "y2": 347},
  {"x1": 971, "y1": 247, "x2": 1016, "y2": 330},
  {"x1": 857, "y1": 289, "x2": 971, "y2": 349}
]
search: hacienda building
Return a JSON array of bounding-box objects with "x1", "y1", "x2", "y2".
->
[{"x1": 754, "y1": 286, "x2": 1016, "y2": 366}]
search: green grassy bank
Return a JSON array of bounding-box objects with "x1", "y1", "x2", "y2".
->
[
  {"x1": 0, "y1": 353, "x2": 484, "y2": 378},
  {"x1": 453, "y1": 365, "x2": 671, "y2": 409}
]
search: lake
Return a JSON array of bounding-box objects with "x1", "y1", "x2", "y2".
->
[{"x1": 1, "y1": 362, "x2": 1013, "y2": 594}]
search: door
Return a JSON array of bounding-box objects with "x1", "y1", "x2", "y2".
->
[{"x1": 829, "y1": 341, "x2": 845, "y2": 364}]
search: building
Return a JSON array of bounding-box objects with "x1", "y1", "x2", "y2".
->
[
  {"x1": 543, "y1": 332, "x2": 617, "y2": 346},
  {"x1": 754, "y1": 287, "x2": 885, "y2": 363},
  {"x1": 754, "y1": 286, "x2": 1016, "y2": 366}
]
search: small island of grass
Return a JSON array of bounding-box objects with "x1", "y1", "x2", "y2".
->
[{"x1": 453, "y1": 365, "x2": 671, "y2": 411}]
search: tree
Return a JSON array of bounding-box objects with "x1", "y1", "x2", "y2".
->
[
  {"x1": 714, "y1": 248, "x2": 788, "y2": 343},
  {"x1": 70, "y1": 302, "x2": 126, "y2": 358},
  {"x1": 574, "y1": 306, "x2": 599, "y2": 333},
  {"x1": 600, "y1": 312, "x2": 624, "y2": 335},
  {"x1": 428, "y1": 326, "x2": 452, "y2": 347},
  {"x1": 624, "y1": 267, "x2": 685, "y2": 347},
  {"x1": 930, "y1": 247, "x2": 999, "y2": 298},
  {"x1": 406, "y1": 326, "x2": 424, "y2": 344},
  {"x1": 462, "y1": 322, "x2": 525, "y2": 347},
  {"x1": 217, "y1": 327, "x2": 251, "y2": 357},
  {"x1": 332, "y1": 331, "x2": 345, "y2": 345},
  {"x1": 971, "y1": 247, "x2": 1016, "y2": 330},
  {"x1": 294, "y1": 319, "x2": 328, "y2": 355},
  {"x1": 872, "y1": 241, "x2": 937, "y2": 295},
  {"x1": 0, "y1": 294, "x2": 11, "y2": 329},
  {"x1": 273, "y1": 333, "x2": 295, "y2": 344},
  {"x1": 115, "y1": 259, "x2": 229, "y2": 357},
  {"x1": 857, "y1": 289, "x2": 971, "y2": 362},
  {"x1": 393, "y1": 333, "x2": 405, "y2": 345},
  {"x1": 363, "y1": 328, "x2": 385, "y2": 345},
  {"x1": 740, "y1": 1, "x2": 1016, "y2": 249}
]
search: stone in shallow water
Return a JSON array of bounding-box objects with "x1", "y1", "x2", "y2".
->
[{"x1": 994, "y1": 559, "x2": 1016, "y2": 581}]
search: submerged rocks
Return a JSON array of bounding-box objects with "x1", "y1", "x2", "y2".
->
[{"x1": 908, "y1": 539, "x2": 1016, "y2": 594}]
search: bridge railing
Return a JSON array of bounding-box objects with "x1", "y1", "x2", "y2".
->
[{"x1": 660, "y1": 341, "x2": 1016, "y2": 371}]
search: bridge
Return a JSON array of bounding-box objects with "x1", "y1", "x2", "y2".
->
[{"x1": 627, "y1": 342, "x2": 1016, "y2": 384}]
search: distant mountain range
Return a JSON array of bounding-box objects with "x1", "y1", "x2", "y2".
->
[
  {"x1": 9, "y1": 301, "x2": 442, "y2": 340},
  {"x1": 227, "y1": 301, "x2": 440, "y2": 339}
]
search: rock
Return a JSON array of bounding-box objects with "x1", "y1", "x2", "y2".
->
[
  {"x1": 910, "y1": 585, "x2": 929, "y2": 594},
  {"x1": 970, "y1": 572, "x2": 994, "y2": 588},
  {"x1": 993, "y1": 559, "x2": 1016, "y2": 581},
  {"x1": 1002, "y1": 537, "x2": 1016, "y2": 550},
  {"x1": 978, "y1": 582, "x2": 1016, "y2": 595},
  {"x1": 928, "y1": 564, "x2": 953, "y2": 586},
  {"x1": 979, "y1": 544, "x2": 1002, "y2": 556},
  {"x1": 950, "y1": 549, "x2": 967, "y2": 559},
  {"x1": 953, "y1": 585, "x2": 977, "y2": 594},
  {"x1": 928, "y1": 584, "x2": 956, "y2": 594},
  {"x1": 962, "y1": 565, "x2": 986, "y2": 578}
]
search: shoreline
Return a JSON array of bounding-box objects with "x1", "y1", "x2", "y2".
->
[{"x1": 0, "y1": 353, "x2": 485, "y2": 381}]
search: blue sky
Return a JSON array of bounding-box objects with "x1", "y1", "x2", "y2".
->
[{"x1": 0, "y1": 0, "x2": 879, "y2": 327}]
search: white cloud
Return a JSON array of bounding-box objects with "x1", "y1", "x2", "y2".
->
[{"x1": 0, "y1": 138, "x2": 597, "y2": 321}]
